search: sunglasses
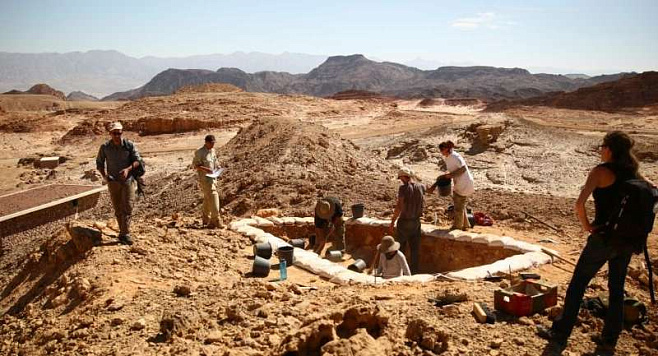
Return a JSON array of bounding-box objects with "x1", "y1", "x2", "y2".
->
[{"x1": 111, "y1": 131, "x2": 123, "y2": 136}]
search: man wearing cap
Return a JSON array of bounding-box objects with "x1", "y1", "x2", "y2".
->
[
  {"x1": 372, "y1": 235, "x2": 411, "y2": 279},
  {"x1": 96, "y1": 122, "x2": 142, "y2": 245},
  {"x1": 389, "y1": 167, "x2": 425, "y2": 274},
  {"x1": 312, "y1": 197, "x2": 345, "y2": 255},
  {"x1": 193, "y1": 135, "x2": 223, "y2": 228}
]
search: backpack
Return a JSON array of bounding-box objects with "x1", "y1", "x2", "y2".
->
[
  {"x1": 602, "y1": 178, "x2": 657, "y2": 254},
  {"x1": 125, "y1": 140, "x2": 146, "y2": 196}
]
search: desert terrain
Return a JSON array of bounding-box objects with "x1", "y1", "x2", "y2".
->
[{"x1": 1, "y1": 86, "x2": 657, "y2": 356}]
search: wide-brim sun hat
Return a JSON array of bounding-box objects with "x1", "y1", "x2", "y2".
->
[
  {"x1": 315, "y1": 199, "x2": 334, "y2": 220},
  {"x1": 398, "y1": 167, "x2": 412, "y2": 178},
  {"x1": 377, "y1": 235, "x2": 400, "y2": 254}
]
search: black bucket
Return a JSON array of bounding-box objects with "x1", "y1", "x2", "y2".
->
[
  {"x1": 290, "y1": 239, "x2": 306, "y2": 249},
  {"x1": 347, "y1": 259, "x2": 367, "y2": 273},
  {"x1": 277, "y1": 245, "x2": 294, "y2": 266},
  {"x1": 351, "y1": 203, "x2": 365, "y2": 218},
  {"x1": 437, "y1": 177, "x2": 452, "y2": 197},
  {"x1": 253, "y1": 242, "x2": 272, "y2": 259},
  {"x1": 252, "y1": 256, "x2": 271, "y2": 277}
]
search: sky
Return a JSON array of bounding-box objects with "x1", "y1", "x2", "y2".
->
[{"x1": 1, "y1": 0, "x2": 657, "y2": 74}]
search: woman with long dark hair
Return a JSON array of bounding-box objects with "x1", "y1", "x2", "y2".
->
[
  {"x1": 537, "y1": 131, "x2": 655, "y2": 352},
  {"x1": 428, "y1": 140, "x2": 474, "y2": 230}
]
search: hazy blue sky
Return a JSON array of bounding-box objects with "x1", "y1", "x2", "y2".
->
[{"x1": 1, "y1": 0, "x2": 656, "y2": 74}]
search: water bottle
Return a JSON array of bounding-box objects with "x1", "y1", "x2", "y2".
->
[{"x1": 279, "y1": 259, "x2": 287, "y2": 281}]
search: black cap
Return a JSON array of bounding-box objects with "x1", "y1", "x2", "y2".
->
[{"x1": 205, "y1": 134, "x2": 216, "y2": 143}]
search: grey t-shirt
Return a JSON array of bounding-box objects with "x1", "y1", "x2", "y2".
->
[
  {"x1": 96, "y1": 139, "x2": 140, "y2": 181},
  {"x1": 398, "y1": 182, "x2": 425, "y2": 219}
]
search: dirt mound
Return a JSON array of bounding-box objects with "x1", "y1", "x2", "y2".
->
[
  {"x1": 487, "y1": 71, "x2": 658, "y2": 112},
  {"x1": 175, "y1": 83, "x2": 243, "y2": 94},
  {"x1": 217, "y1": 117, "x2": 398, "y2": 217},
  {"x1": 328, "y1": 90, "x2": 395, "y2": 101},
  {"x1": 26, "y1": 84, "x2": 67, "y2": 101}
]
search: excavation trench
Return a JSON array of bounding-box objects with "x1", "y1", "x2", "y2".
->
[{"x1": 231, "y1": 217, "x2": 553, "y2": 284}]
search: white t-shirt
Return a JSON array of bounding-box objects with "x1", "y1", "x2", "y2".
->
[
  {"x1": 444, "y1": 151, "x2": 474, "y2": 196},
  {"x1": 377, "y1": 251, "x2": 411, "y2": 279}
]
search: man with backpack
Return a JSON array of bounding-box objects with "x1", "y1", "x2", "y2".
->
[
  {"x1": 537, "y1": 131, "x2": 657, "y2": 353},
  {"x1": 96, "y1": 122, "x2": 143, "y2": 245}
]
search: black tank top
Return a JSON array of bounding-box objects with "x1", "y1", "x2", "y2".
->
[{"x1": 592, "y1": 163, "x2": 635, "y2": 225}]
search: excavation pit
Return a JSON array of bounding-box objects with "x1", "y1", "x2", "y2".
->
[{"x1": 230, "y1": 216, "x2": 553, "y2": 284}]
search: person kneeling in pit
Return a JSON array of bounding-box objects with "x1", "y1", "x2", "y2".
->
[
  {"x1": 312, "y1": 197, "x2": 345, "y2": 255},
  {"x1": 372, "y1": 235, "x2": 411, "y2": 279}
]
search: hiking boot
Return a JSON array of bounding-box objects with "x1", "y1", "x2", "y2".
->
[
  {"x1": 590, "y1": 334, "x2": 616, "y2": 353},
  {"x1": 536, "y1": 325, "x2": 567, "y2": 348},
  {"x1": 118, "y1": 235, "x2": 134, "y2": 246}
]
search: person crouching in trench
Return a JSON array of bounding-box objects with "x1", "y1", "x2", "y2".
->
[{"x1": 312, "y1": 197, "x2": 345, "y2": 255}]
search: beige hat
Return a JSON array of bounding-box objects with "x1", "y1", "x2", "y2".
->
[
  {"x1": 315, "y1": 199, "x2": 335, "y2": 220},
  {"x1": 398, "y1": 167, "x2": 412, "y2": 178},
  {"x1": 377, "y1": 235, "x2": 400, "y2": 254},
  {"x1": 108, "y1": 122, "x2": 123, "y2": 132}
]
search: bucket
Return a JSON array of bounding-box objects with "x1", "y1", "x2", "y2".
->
[
  {"x1": 277, "y1": 245, "x2": 294, "y2": 266},
  {"x1": 347, "y1": 259, "x2": 367, "y2": 273},
  {"x1": 252, "y1": 256, "x2": 271, "y2": 277},
  {"x1": 351, "y1": 203, "x2": 365, "y2": 219},
  {"x1": 325, "y1": 250, "x2": 343, "y2": 261},
  {"x1": 253, "y1": 242, "x2": 272, "y2": 259},
  {"x1": 290, "y1": 238, "x2": 306, "y2": 249},
  {"x1": 437, "y1": 177, "x2": 452, "y2": 197}
]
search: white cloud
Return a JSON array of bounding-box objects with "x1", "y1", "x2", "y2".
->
[{"x1": 451, "y1": 12, "x2": 502, "y2": 30}]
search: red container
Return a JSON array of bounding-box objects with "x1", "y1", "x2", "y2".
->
[{"x1": 494, "y1": 280, "x2": 557, "y2": 317}]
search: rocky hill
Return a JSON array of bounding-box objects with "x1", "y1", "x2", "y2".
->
[
  {"x1": 66, "y1": 91, "x2": 99, "y2": 101},
  {"x1": 103, "y1": 55, "x2": 632, "y2": 102},
  {"x1": 486, "y1": 71, "x2": 658, "y2": 112},
  {"x1": 4, "y1": 84, "x2": 66, "y2": 101}
]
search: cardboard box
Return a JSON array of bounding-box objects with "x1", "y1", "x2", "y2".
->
[{"x1": 494, "y1": 280, "x2": 557, "y2": 317}]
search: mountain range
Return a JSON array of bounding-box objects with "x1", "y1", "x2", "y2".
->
[
  {"x1": 103, "y1": 54, "x2": 632, "y2": 102},
  {"x1": 0, "y1": 50, "x2": 327, "y2": 97}
]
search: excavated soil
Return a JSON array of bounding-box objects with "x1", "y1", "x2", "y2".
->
[{"x1": 1, "y1": 90, "x2": 658, "y2": 356}]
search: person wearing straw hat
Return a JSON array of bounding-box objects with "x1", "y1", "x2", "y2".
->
[
  {"x1": 96, "y1": 122, "x2": 142, "y2": 245},
  {"x1": 193, "y1": 134, "x2": 223, "y2": 229},
  {"x1": 312, "y1": 196, "x2": 345, "y2": 255},
  {"x1": 372, "y1": 235, "x2": 411, "y2": 279},
  {"x1": 389, "y1": 166, "x2": 425, "y2": 274}
]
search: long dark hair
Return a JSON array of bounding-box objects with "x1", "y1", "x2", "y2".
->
[
  {"x1": 438, "y1": 141, "x2": 455, "y2": 152},
  {"x1": 602, "y1": 131, "x2": 639, "y2": 176}
]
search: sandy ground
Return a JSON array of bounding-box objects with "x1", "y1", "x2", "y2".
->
[{"x1": 1, "y1": 91, "x2": 657, "y2": 355}]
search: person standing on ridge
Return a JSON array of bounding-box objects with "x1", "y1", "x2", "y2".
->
[
  {"x1": 193, "y1": 134, "x2": 224, "y2": 229},
  {"x1": 428, "y1": 140, "x2": 474, "y2": 230},
  {"x1": 96, "y1": 122, "x2": 142, "y2": 245}
]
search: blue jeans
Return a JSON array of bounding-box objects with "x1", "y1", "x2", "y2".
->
[
  {"x1": 551, "y1": 233, "x2": 632, "y2": 343},
  {"x1": 396, "y1": 218, "x2": 421, "y2": 274}
]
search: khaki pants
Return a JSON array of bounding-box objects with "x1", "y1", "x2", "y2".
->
[
  {"x1": 452, "y1": 192, "x2": 469, "y2": 230},
  {"x1": 108, "y1": 180, "x2": 135, "y2": 236},
  {"x1": 199, "y1": 177, "x2": 221, "y2": 225}
]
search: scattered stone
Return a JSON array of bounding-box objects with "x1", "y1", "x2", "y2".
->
[
  {"x1": 110, "y1": 317, "x2": 124, "y2": 326},
  {"x1": 173, "y1": 284, "x2": 192, "y2": 297},
  {"x1": 512, "y1": 337, "x2": 525, "y2": 345},
  {"x1": 405, "y1": 318, "x2": 449, "y2": 354},
  {"x1": 205, "y1": 330, "x2": 223, "y2": 344},
  {"x1": 131, "y1": 318, "x2": 146, "y2": 330},
  {"x1": 490, "y1": 338, "x2": 504, "y2": 349},
  {"x1": 517, "y1": 316, "x2": 534, "y2": 326}
]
